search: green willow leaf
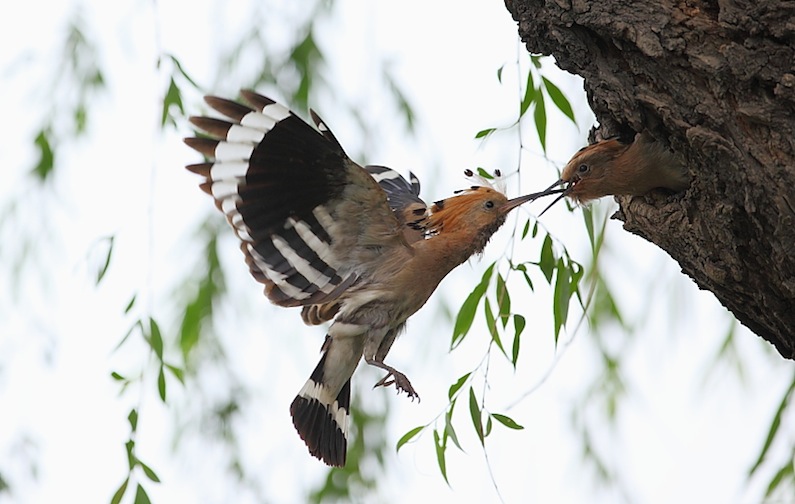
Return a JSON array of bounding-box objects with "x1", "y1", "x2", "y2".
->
[
  {"x1": 161, "y1": 77, "x2": 183, "y2": 127},
  {"x1": 484, "y1": 299, "x2": 506, "y2": 357},
  {"x1": 157, "y1": 365, "x2": 166, "y2": 402},
  {"x1": 448, "y1": 372, "x2": 471, "y2": 400},
  {"x1": 123, "y1": 294, "x2": 136, "y2": 314},
  {"x1": 75, "y1": 104, "x2": 87, "y2": 134},
  {"x1": 127, "y1": 409, "x2": 138, "y2": 432},
  {"x1": 109, "y1": 477, "x2": 129, "y2": 504},
  {"x1": 134, "y1": 484, "x2": 152, "y2": 504},
  {"x1": 32, "y1": 130, "x2": 55, "y2": 181},
  {"x1": 396, "y1": 425, "x2": 424, "y2": 452},
  {"x1": 165, "y1": 363, "x2": 185, "y2": 385},
  {"x1": 583, "y1": 205, "x2": 596, "y2": 251},
  {"x1": 512, "y1": 314, "x2": 526, "y2": 367},
  {"x1": 96, "y1": 235, "x2": 114, "y2": 284},
  {"x1": 492, "y1": 413, "x2": 525, "y2": 430},
  {"x1": 749, "y1": 372, "x2": 795, "y2": 475},
  {"x1": 475, "y1": 127, "x2": 496, "y2": 139},
  {"x1": 534, "y1": 93, "x2": 547, "y2": 152},
  {"x1": 496, "y1": 273, "x2": 511, "y2": 328},
  {"x1": 452, "y1": 263, "x2": 495, "y2": 349},
  {"x1": 167, "y1": 54, "x2": 201, "y2": 89},
  {"x1": 520, "y1": 70, "x2": 536, "y2": 117},
  {"x1": 553, "y1": 258, "x2": 572, "y2": 341},
  {"x1": 444, "y1": 404, "x2": 464, "y2": 451},
  {"x1": 468, "y1": 387, "x2": 484, "y2": 445},
  {"x1": 515, "y1": 263, "x2": 534, "y2": 292},
  {"x1": 433, "y1": 429, "x2": 449, "y2": 484},
  {"x1": 521, "y1": 219, "x2": 531, "y2": 239},
  {"x1": 113, "y1": 319, "x2": 142, "y2": 353},
  {"x1": 139, "y1": 460, "x2": 161, "y2": 483},
  {"x1": 539, "y1": 234, "x2": 555, "y2": 283},
  {"x1": 148, "y1": 318, "x2": 163, "y2": 360},
  {"x1": 542, "y1": 76, "x2": 576, "y2": 123},
  {"x1": 765, "y1": 460, "x2": 794, "y2": 497},
  {"x1": 125, "y1": 440, "x2": 136, "y2": 470},
  {"x1": 288, "y1": 30, "x2": 322, "y2": 108}
]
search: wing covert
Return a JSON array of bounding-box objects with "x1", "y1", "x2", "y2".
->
[{"x1": 365, "y1": 165, "x2": 428, "y2": 244}]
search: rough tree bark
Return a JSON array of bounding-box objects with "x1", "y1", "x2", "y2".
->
[{"x1": 504, "y1": 0, "x2": 795, "y2": 358}]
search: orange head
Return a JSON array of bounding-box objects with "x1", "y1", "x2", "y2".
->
[
  {"x1": 425, "y1": 185, "x2": 563, "y2": 254},
  {"x1": 426, "y1": 186, "x2": 508, "y2": 236}
]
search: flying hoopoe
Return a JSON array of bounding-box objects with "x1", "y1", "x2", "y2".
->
[
  {"x1": 184, "y1": 90, "x2": 559, "y2": 467},
  {"x1": 537, "y1": 131, "x2": 691, "y2": 213}
]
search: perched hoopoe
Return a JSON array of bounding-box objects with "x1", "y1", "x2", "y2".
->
[
  {"x1": 537, "y1": 131, "x2": 690, "y2": 213},
  {"x1": 184, "y1": 90, "x2": 559, "y2": 467}
]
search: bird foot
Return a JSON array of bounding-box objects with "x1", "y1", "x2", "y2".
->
[{"x1": 373, "y1": 369, "x2": 420, "y2": 402}]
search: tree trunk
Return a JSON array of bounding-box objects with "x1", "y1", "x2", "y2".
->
[{"x1": 504, "y1": 0, "x2": 795, "y2": 358}]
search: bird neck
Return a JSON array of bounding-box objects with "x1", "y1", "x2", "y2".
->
[{"x1": 419, "y1": 217, "x2": 505, "y2": 274}]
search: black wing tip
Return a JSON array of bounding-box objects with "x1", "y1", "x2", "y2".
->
[
  {"x1": 290, "y1": 395, "x2": 347, "y2": 467},
  {"x1": 183, "y1": 137, "x2": 218, "y2": 157},
  {"x1": 203, "y1": 95, "x2": 254, "y2": 120},
  {"x1": 240, "y1": 89, "x2": 276, "y2": 110},
  {"x1": 203, "y1": 95, "x2": 234, "y2": 109},
  {"x1": 185, "y1": 162, "x2": 212, "y2": 176},
  {"x1": 188, "y1": 116, "x2": 232, "y2": 137}
]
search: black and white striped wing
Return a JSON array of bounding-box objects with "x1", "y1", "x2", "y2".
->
[
  {"x1": 184, "y1": 90, "x2": 401, "y2": 307},
  {"x1": 365, "y1": 166, "x2": 428, "y2": 243},
  {"x1": 306, "y1": 112, "x2": 428, "y2": 227}
]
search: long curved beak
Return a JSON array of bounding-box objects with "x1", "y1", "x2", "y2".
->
[
  {"x1": 536, "y1": 178, "x2": 572, "y2": 217},
  {"x1": 501, "y1": 180, "x2": 567, "y2": 214}
]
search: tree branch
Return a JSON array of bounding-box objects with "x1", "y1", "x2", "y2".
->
[{"x1": 505, "y1": 0, "x2": 795, "y2": 357}]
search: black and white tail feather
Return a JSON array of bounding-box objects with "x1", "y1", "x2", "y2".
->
[{"x1": 185, "y1": 90, "x2": 427, "y2": 467}]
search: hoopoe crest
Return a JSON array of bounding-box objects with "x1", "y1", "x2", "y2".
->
[{"x1": 184, "y1": 90, "x2": 557, "y2": 467}]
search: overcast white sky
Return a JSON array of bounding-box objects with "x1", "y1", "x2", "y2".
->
[{"x1": 1, "y1": 0, "x2": 793, "y2": 503}]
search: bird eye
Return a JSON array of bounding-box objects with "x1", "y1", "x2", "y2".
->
[
  {"x1": 578, "y1": 164, "x2": 590, "y2": 174},
  {"x1": 484, "y1": 200, "x2": 495, "y2": 209}
]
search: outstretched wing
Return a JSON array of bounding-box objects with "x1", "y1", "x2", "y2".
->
[
  {"x1": 306, "y1": 108, "x2": 428, "y2": 235},
  {"x1": 185, "y1": 90, "x2": 406, "y2": 307}
]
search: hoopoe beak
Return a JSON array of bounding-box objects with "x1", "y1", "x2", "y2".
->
[
  {"x1": 533, "y1": 178, "x2": 575, "y2": 217},
  {"x1": 500, "y1": 182, "x2": 567, "y2": 214}
]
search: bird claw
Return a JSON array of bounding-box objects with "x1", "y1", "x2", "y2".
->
[{"x1": 374, "y1": 371, "x2": 420, "y2": 402}]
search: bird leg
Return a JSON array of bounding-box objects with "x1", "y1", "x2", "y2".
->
[{"x1": 364, "y1": 357, "x2": 420, "y2": 401}]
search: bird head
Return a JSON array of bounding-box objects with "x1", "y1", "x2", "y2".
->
[
  {"x1": 533, "y1": 136, "x2": 643, "y2": 216},
  {"x1": 538, "y1": 138, "x2": 631, "y2": 213},
  {"x1": 557, "y1": 139, "x2": 630, "y2": 203},
  {"x1": 534, "y1": 132, "x2": 690, "y2": 216},
  {"x1": 426, "y1": 185, "x2": 564, "y2": 246},
  {"x1": 426, "y1": 186, "x2": 508, "y2": 236}
]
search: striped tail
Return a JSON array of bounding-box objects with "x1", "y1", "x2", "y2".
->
[{"x1": 290, "y1": 352, "x2": 352, "y2": 467}]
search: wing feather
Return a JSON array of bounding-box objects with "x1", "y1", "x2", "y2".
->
[
  {"x1": 185, "y1": 91, "x2": 406, "y2": 306},
  {"x1": 365, "y1": 165, "x2": 428, "y2": 244}
]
